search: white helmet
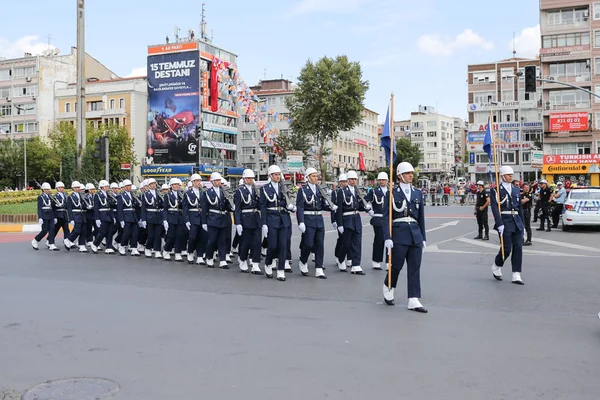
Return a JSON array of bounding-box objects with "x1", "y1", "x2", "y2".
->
[
  {"x1": 305, "y1": 167, "x2": 318, "y2": 177},
  {"x1": 268, "y1": 165, "x2": 282, "y2": 175},
  {"x1": 169, "y1": 177, "x2": 182, "y2": 186},
  {"x1": 338, "y1": 174, "x2": 347, "y2": 182},
  {"x1": 131, "y1": 185, "x2": 137, "y2": 190},
  {"x1": 41, "y1": 182, "x2": 51, "y2": 190},
  {"x1": 539, "y1": 179, "x2": 547, "y2": 184},
  {"x1": 118, "y1": 182, "x2": 124, "y2": 188},
  {"x1": 210, "y1": 172, "x2": 222, "y2": 181},
  {"x1": 239, "y1": 178, "x2": 244, "y2": 185},
  {"x1": 500, "y1": 166, "x2": 514, "y2": 175},
  {"x1": 161, "y1": 183, "x2": 169, "y2": 190},
  {"x1": 98, "y1": 180, "x2": 109, "y2": 188},
  {"x1": 346, "y1": 170, "x2": 358, "y2": 179},
  {"x1": 71, "y1": 181, "x2": 82, "y2": 189},
  {"x1": 477, "y1": 180, "x2": 484, "y2": 186},
  {"x1": 377, "y1": 172, "x2": 389, "y2": 181},
  {"x1": 397, "y1": 162, "x2": 415, "y2": 175},
  {"x1": 242, "y1": 169, "x2": 255, "y2": 179},
  {"x1": 147, "y1": 178, "x2": 157, "y2": 185},
  {"x1": 86, "y1": 183, "x2": 95, "y2": 190},
  {"x1": 187, "y1": 181, "x2": 193, "y2": 188},
  {"x1": 110, "y1": 182, "x2": 119, "y2": 189},
  {"x1": 190, "y1": 173, "x2": 201, "y2": 181},
  {"x1": 122, "y1": 179, "x2": 132, "y2": 186},
  {"x1": 141, "y1": 179, "x2": 148, "y2": 187},
  {"x1": 55, "y1": 181, "x2": 65, "y2": 189}
]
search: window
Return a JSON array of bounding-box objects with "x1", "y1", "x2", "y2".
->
[
  {"x1": 65, "y1": 103, "x2": 71, "y2": 113},
  {"x1": 542, "y1": 32, "x2": 590, "y2": 48},
  {"x1": 123, "y1": 117, "x2": 126, "y2": 127},
  {"x1": 412, "y1": 121, "x2": 423, "y2": 129},
  {"x1": 15, "y1": 104, "x2": 36, "y2": 115},
  {"x1": 596, "y1": 30, "x2": 600, "y2": 47},
  {"x1": 0, "y1": 123, "x2": 10, "y2": 133},
  {"x1": 502, "y1": 90, "x2": 513, "y2": 101},
  {"x1": 502, "y1": 151, "x2": 516, "y2": 164},
  {"x1": 473, "y1": 91, "x2": 496, "y2": 103},
  {"x1": 109, "y1": 99, "x2": 115, "y2": 109},
  {"x1": 577, "y1": 142, "x2": 591, "y2": 154},
  {"x1": 597, "y1": 140, "x2": 600, "y2": 153},
  {"x1": 522, "y1": 151, "x2": 531, "y2": 164},
  {"x1": 426, "y1": 131, "x2": 437, "y2": 137},
  {"x1": 0, "y1": 105, "x2": 11, "y2": 116},
  {"x1": 12, "y1": 66, "x2": 35, "y2": 78},
  {"x1": 523, "y1": 132, "x2": 542, "y2": 142},
  {"x1": 88, "y1": 101, "x2": 103, "y2": 111},
  {"x1": 426, "y1": 120, "x2": 436, "y2": 127},
  {"x1": 594, "y1": 2, "x2": 600, "y2": 20},
  {"x1": 119, "y1": 98, "x2": 125, "y2": 108},
  {"x1": 0, "y1": 69, "x2": 10, "y2": 80},
  {"x1": 548, "y1": 89, "x2": 590, "y2": 108},
  {"x1": 475, "y1": 154, "x2": 490, "y2": 164},
  {"x1": 13, "y1": 86, "x2": 37, "y2": 98},
  {"x1": 0, "y1": 88, "x2": 9, "y2": 98},
  {"x1": 595, "y1": 57, "x2": 600, "y2": 75},
  {"x1": 14, "y1": 122, "x2": 38, "y2": 133}
]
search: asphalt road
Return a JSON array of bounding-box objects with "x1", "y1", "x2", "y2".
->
[{"x1": 1, "y1": 205, "x2": 599, "y2": 400}]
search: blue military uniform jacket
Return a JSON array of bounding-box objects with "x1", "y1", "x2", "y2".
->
[
  {"x1": 259, "y1": 182, "x2": 292, "y2": 228},
  {"x1": 234, "y1": 185, "x2": 260, "y2": 228},
  {"x1": 108, "y1": 192, "x2": 119, "y2": 222},
  {"x1": 53, "y1": 191, "x2": 68, "y2": 220},
  {"x1": 67, "y1": 192, "x2": 86, "y2": 223},
  {"x1": 141, "y1": 190, "x2": 163, "y2": 224},
  {"x1": 490, "y1": 183, "x2": 524, "y2": 233},
  {"x1": 201, "y1": 186, "x2": 233, "y2": 228},
  {"x1": 93, "y1": 190, "x2": 114, "y2": 222},
  {"x1": 296, "y1": 184, "x2": 330, "y2": 229},
  {"x1": 382, "y1": 185, "x2": 426, "y2": 246},
  {"x1": 330, "y1": 189, "x2": 339, "y2": 224},
  {"x1": 334, "y1": 185, "x2": 368, "y2": 231},
  {"x1": 37, "y1": 193, "x2": 55, "y2": 220},
  {"x1": 182, "y1": 188, "x2": 202, "y2": 225},
  {"x1": 117, "y1": 191, "x2": 138, "y2": 223},
  {"x1": 162, "y1": 190, "x2": 183, "y2": 225},
  {"x1": 364, "y1": 186, "x2": 387, "y2": 227}
]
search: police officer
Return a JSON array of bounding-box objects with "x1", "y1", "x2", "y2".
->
[
  {"x1": 162, "y1": 178, "x2": 186, "y2": 261},
  {"x1": 260, "y1": 165, "x2": 296, "y2": 281},
  {"x1": 91, "y1": 180, "x2": 115, "y2": 254},
  {"x1": 551, "y1": 181, "x2": 566, "y2": 228},
  {"x1": 31, "y1": 182, "x2": 59, "y2": 251},
  {"x1": 332, "y1": 174, "x2": 348, "y2": 266},
  {"x1": 84, "y1": 183, "x2": 96, "y2": 246},
  {"x1": 334, "y1": 170, "x2": 371, "y2": 275},
  {"x1": 490, "y1": 166, "x2": 525, "y2": 285},
  {"x1": 136, "y1": 180, "x2": 148, "y2": 253},
  {"x1": 201, "y1": 172, "x2": 234, "y2": 269},
  {"x1": 52, "y1": 181, "x2": 70, "y2": 241},
  {"x1": 234, "y1": 169, "x2": 263, "y2": 274},
  {"x1": 141, "y1": 178, "x2": 164, "y2": 258},
  {"x1": 381, "y1": 162, "x2": 427, "y2": 313},
  {"x1": 536, "y1": 179, "x2": 552, "y2": 232},
  {"x1": 221, "y1": 177, "x2": 234, "y2": 264},
  {"x1": 231, "y1": 178, "x2": 244, "y2": 254},
  {"x1": 364, "y1": 172, "x2": 388, "y2": 270},
  {"x1": 521, "y1": 183, "x2": 533, "y2": 246},
  {"x1": 183, "y1": 174, "x2": 206, "y2": 265},
  {"x1": 107, "y1": 182, "x2": 120, "y2": 249},
  {"x1": 117, "y1": 179, "x2": 141, "y2": 256},
  {"x1": 296, "y1": 167, "x2": 336, "y2": 279},
  {"x1": 64, "y1": 181, "x2": 88, "y2": 252},
  {"x1": 474, "y1": 180, "x2": 490, "y2": 240}
]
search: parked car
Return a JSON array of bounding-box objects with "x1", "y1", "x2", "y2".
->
[{"x1": 561, "y1": 186, "x2": 600, "y2": 231}]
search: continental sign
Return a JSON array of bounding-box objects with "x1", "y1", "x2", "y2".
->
[{"x1": 542, "y1": 164, "x2": 592, "y2": 174}]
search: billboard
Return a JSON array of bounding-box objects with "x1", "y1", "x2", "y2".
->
[
  {"x1": 549, "y1": 112, "x2": 589, "y2": 132},
  {"x1": 543, "y1": 154, "x2": 600, "y2": 164},
  {"x1": 147, "y1": 49, "x2": 200, "y2": 164}
]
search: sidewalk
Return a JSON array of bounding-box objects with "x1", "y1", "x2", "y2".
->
[{"x1": 0, "y1": 223, "x2": 73, "y2": 233}]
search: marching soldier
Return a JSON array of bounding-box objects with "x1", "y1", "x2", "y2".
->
[
  {"x1": 183, "y1": 174, "x2": 206, "y2": 265},
  {"x1": 137, "y1": 180, "x2": 148, "y2": 253},
  {"x1": 84, "y1": 183, "x2": 96, "y2": 245},
  {"x1": 490, "y1": 166, "x2": 525, "y2": 285},
  {"x1": 141, "y1": 178, "x2": 164, "y2": 258},
  {"x1": 364, "y1": 172, "x2": 388, "y2": 270},
  {"x1": 108, "y1": 182, "x2": 120, "y2": 249},
  {"x1": 474, "y1": 181, "x2": 490, "y2": 240},
  {"x1": 201, "y1": 172, "x2": 234, "y2": 268},
  {"x1": 260, "y1": 165, "x2": 296, "y2": 281},
  {"x1": 31, "y1": 182, "x2": 59, "y2": 251},
  {"x1": 334, "y1": 170, "x2": 371, "y2": 275},
  {"x1": 64, "y1": 181, "x2": 87, "y2": 252},
  {"x1": 221, "y1": 177, "x2": 234, "y2": 263},
  {"x1": 231, "y1": 178, "x2": 244, "y2": 254},
  {"x1": 233, "y1": 169, "x2": 263, "y2": 274},
  {"x1": 117, "y1": 179, "x2": 141, "y2": 256},
  {"x1": 332, "y1": 174, "x2": 348, "y2": 265},
  {"x1": 381, "y1": 162, "x2": 428, "y2": 313},
  {"x1": 52, "y1": 181, "x2": 70, "y2": 240},
  {"x1": 91, "y1": 180, "x2": 115, "y2": 254},
  {"x1": 296, "y1": 167, "x2": 336, "y2": 279},
  {"x1": 162, "y1": 178, "x2": 186, "y2": 261}
]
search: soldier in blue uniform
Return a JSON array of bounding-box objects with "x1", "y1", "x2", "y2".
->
[
  {"x1": 364, "y1": 172, "x2": 389, "y2": 270},
  {"x1": 296, "y1": 168, "x2": 337, "y2": 279},
  {"x1": 136, "y1": 180, "x2": 148, "y2": 253},
  {"x1": 91, "y1": 180, "x2": 116, "y2": 255},
  {"x1": 201, "y1": 172, "x2": 234, "y2": 269},
  {"x1": 140, "y1": 178, "x2": 164, "y2": 258},
  {"x1": 490, "y1": 166, "x2": 525, "y2": 285},
  {"x1": 52, "y1": 181, "x2": 70, "y2": 242},
  {"x1": 84, "y1": 183, "x2": 96, "y2": 245},
  {"x1": 332, "y1": 174, "x2": 348, "y2": 265},
  {"x1": 117, "y1": 179, "x2": 141, "y2": 256},
  {"x1": 221, "y1": 177, "x2": 234, "y2": 264},
  {"x1": 31, "y1": 182, "x2": 59, "y2": 251},
  {"x1": 234, "y1": 169, "x2": 263, "y2": 274},
  {"x1": 231, "y1": 178, "x2": 244, "y2": 254},
  {"x1": 162, "y1": 178, "x2": 186, "y2": 261},
  {"x1": 382, "y1": 162, "x2": 427, "y2": 313},
  {"x1": 334, "y1": 170, "x2": 371, "y2": 274},
  {"x1": 260, "y1": 165, "x2": 296, "y2": 281},
  {"x1": 64, "y1": 181, "x2": 88, "y2": 252},
  {"x1": 183, "y1": 174, "x2": 206, "y2": 265},
  {"x1": 110, "y1": 182, "x2": 123, "y2": 248}
]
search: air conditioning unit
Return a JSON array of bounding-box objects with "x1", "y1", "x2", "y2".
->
[{"x1": 25, "y1": 77, "x2": 32, "y2": 82}]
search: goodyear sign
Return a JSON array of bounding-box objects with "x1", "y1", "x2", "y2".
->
[{"x1": 141, "y1": 165, "x2": 195, "y2": 176}]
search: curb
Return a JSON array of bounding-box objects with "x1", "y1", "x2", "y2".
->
[{"x1": 0, "y1": 224, "x2": 74, "y2": 233}]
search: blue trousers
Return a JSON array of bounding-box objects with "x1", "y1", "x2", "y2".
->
[
  {"x1": 300, "y1": 225, "x2": 325, "y2": 268},
  {"x1": 495, "y1": 230, "x2": 523, "y2": 272},
  {"x1": 120, "y1": 222, "x2": 139, "y2": 248},
  {"x1": 265, "y1": 226, "x2": 290, "y2": 270},
  {"x1": 93, "y1": 221, "x2": 114, "y2": 249},
  {"x1": 187, "y1": 224, "x2": 206, "y2": 257},
  {"x1": 337, "y1": 225, "x2": 362, "y2": 266},
  {"x1": 35, "y1": 219, "x2": 56, "y2": 244},
  {"x1": 206, "y1": 226, "x2": 228, "y2": 261},
  {"x1": 67, "y1": 221, "x2": 87, "y2": 245},
  {"x1": 384, "y1": 243, "x2": 423, "y2": 298},
  {"x1": 239, "y1": 226, "x2": 261, "y2": 263},
  {"x1": 164, "y1": 222, "x2": 186, "y2": 253},
  {"x1": 145, "y1": 222, "x2": 163, "y2": 252}
]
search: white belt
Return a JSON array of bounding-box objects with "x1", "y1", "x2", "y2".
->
[
  {"x1": 188, "y1": 208, "x2": 200, "y2": 212},
  {"x1": 501, "y1": 210, "x2": 519, "y2": 215},
  {"x1": 99, "y1": 208, "x2": 110, "y2": 211},
  {"x1": 168, "y1": 208, "x2": 180, "y2": 212},
  {"x1": 371, "y1": 213, "x2": 382, "y2": 217},
  {"x1": 42, "y1": 207, "x2": 52, "y2": 210},
  {"x1": 304, "y1": 211, "x2": 322, "y2": 215},
  {"x1": 393, "y1": 217, "x2": 417, "y2": 223},
  {"x1": 343, "y1": 210, "x2": 358, "y2": 216},
  {"x1": 56, "y1": 208, "x2": 65, "y2": 212},
  {"x1": 209, "y1": 209, "x2": 226, "y2": 215},
  {"x1": 123, "y1": 208, "x2": 133, "y2": 211},
  {"x1": 71, "y1": 210, "x2": 83, "y2": 213},
  {"x1": 267, "y1": 207, "x2": 284, "y2": 211},
  {"x1": 146, "y1": 208, "x2": 160, "y2": 212},
  {"x1": 242, "y1": 209, "x2": 258, "y2": 213}
]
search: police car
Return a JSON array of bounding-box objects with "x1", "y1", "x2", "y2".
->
[{"x1": 561, "y1": 186, "x2": 600, "y2": 231}]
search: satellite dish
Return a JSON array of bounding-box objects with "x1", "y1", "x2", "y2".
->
[
  {"x1": 42, "y1": 49, "x2": 53, "y2": 57},
  {"x1": 53, "y1": 48, "x2": 60, "y2": 55}
]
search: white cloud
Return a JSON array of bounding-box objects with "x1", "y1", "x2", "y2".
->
[
  {"x1": 125, "y1": 67, "x2": 147, "y2": 78},
  {"x1": 0, "y1": 35, "x2": 57, "y2": 59},
  {"x1": 291, "y1": 0, "x2": 371, "y2": 15},
  {"x1": 418, "y1": 29, "x2": 494, "y2": 56},
  {"x1": 511, "y1": 25, "x2": 541, "y2": 58}
]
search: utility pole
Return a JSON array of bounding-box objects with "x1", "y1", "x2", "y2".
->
[
  {"x1": 76, "y1": 0, "x2": 86, "y2": 173},
  {"x1": 105, "y1": 136, "x2": 110, "y2": 181}
]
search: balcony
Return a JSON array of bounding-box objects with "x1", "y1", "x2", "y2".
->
[
  {"x1": 543, "y1": 73, "x2": 591, "y2": 88},
  {"x1": 542, "y1": 19, "x2": 589, "y2": 34},
  {"x1": 103, "y1": 107, "x2": 127, "y2": 116},
  {"x1": 546, "y1": 100, "x2": 591, "y2": 111}
]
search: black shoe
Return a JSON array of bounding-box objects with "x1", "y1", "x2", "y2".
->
[
  {"x1": 482, "y1": 235, "x2": 489, "y2": 241},
  {"x1": 546, "y1": 229, "x2": 551, "y2": 232},
  {"x1": 474, "y1": 235, "x2": 483, "y2": 240},
  {"x1": 524, "y1": 241, "x2": 532, "y2": 246},
  {"x1": 535, "y1": 228, "x2": 544, "y2": 231}
]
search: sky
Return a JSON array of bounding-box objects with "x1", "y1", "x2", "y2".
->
[{"x1": 0, "y1": 0, "x2": 541, "y2": 124}]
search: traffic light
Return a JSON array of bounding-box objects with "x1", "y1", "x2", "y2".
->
[
  {"x1": 95, "y1": 137, "x2": 106, "y2": 162},
  {"x1": 524, "y1": 66, "x2": 536, "y2": 93}
]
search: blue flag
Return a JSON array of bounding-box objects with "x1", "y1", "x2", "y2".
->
[
  {"x1": 380, "y1": 106, "x2": 396, "y2": 166},
  {"x1": 483, "y1": 117, "x2": 494, "y2": 182}
]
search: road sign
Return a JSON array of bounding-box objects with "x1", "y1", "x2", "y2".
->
[
  {"x1": 531, "y1": 150, "x2": 543, "y2": 168},
  {"x1": 120, "y1": 163, "x2": 131, "y2": 170},
  {"x1": 287, "y1": 155, "x2": 303, "y2": 172}
]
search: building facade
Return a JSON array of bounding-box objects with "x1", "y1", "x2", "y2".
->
[
  {"x1": 0, "y1": 47, "x2": 116, "y2": 140},
  {"x1": 467, "y1": 58, "x2": 543, "y2": 183},
  {"x1": 377, "y1": 119, "x2": 410, "y2": 169},
  {"x1": 454, "y1": 117, "x2": 468, "y2": 176},
  {"x1": 539, "y1": 0, "x2": 600, "y2": 185}
]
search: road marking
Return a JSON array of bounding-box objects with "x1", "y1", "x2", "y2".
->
[
  {"x1": 530, "y1": 237, "x2": 600, "y2": 253},
  {"x1": 426, "y1": 220, "x2": 459, "y2": 233},
  {"x1": 455, "y1": 237, "x2": 600, "y2": 258}
]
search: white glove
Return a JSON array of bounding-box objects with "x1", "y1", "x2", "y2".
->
[
  {"x1": 286, "y1": 204, "x2": 295, "y2": 211},
  {"x1": 368, "y1": 210, "x2": 375, "y2": 217},
  {"x1": 262, "y1": 225, "x2": 268, "y2": 238},
  {"x1": 120, "y1": 221, "x2": 125, "y2": 229},
  {"x1": 498, "y1": 225, "x2": 505, "y2": 236},
  {"x1": 298, "y1": 222, "x2": 306, "y2": 233},
  {"x1": 338, "y1": 226, "x2": 344, "y2": 234},
  {"x1": 365, "y1": 204, "x2": 372, "y2": 211},
  {"x1": 38, "y1": 218, "x2": 43, "y2": 225},
  {"x1": 163, "y1": 221, "x2": 169, "y2": 231},
  {"x1": 330, "y1": 204, "x2": 338, "y2": 212},
  {"x1": 96, "y1": 220, "x2": 101, "y2": 228},
  {"x1": 385, "y1": 239, "x2": 393, "y2": 250},
  {"x1": 140, "y1": 221, "x2": 147, "y2": 229},
  {"x1": 113, "y1": 218, "x2": 116, "y2": 225},
  {"x1": 236, "y1": 225, "x2": 243, "y2": 236},
  {"x1": 332, "y1": 222, "x2": 337, "y2": 230},
  {"x1": 186, "y1": 222, "x2": 191, "y2": 231},
  {"x1": 422, "y1": 241, "x2": 427, "y2": 249},
  {"x1": 53, "y1": 218, "x2": 57, "y2": 224},
  {"x1": 70, "y1": 221, "x2": 74, "y2": 226},
  {"x1": 202, "y1": 224, "x2": 208, "y2": 232}
]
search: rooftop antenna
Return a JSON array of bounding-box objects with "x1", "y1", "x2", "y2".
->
[
  {"x1": 264, "y1": 69, "x2": 267, "y2": 79},
  {"x1": 44, "y1": 34, "x2": 54, "y2": 49},
  {"x1": 201, "y1": 3, "x2": 207, "y2": 40},
  {"x1": 512, "y1": 31, "x2": 516, "y2": 57},
  {"x1": 174, "y1": 26, "x2": 180, "y2": 42}
]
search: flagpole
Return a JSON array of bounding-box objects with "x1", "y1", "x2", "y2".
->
[
  {"x1": 387, "y1": 92, "x2": 394, "y2": 289},
  {"x1": 490, "y1": 109, "x2": 505, "y2": 261}
]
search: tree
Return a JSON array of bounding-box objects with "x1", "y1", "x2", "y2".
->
[
  {"x1": 273, "y1": 129, "x2": 311, "y2": 159},
  {"x1": 394, "y1": 137, "x2": 422, "y2": 170},
  {"x1": 287, "y1": 55, "x2": 369, "y2": 180}
]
